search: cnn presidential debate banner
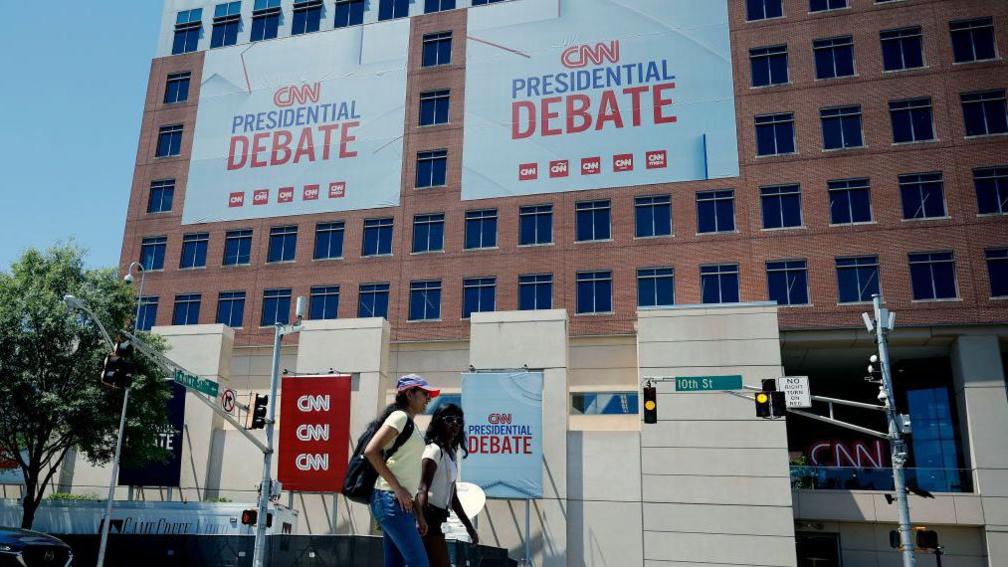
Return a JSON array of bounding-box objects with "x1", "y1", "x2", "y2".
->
[
  {"x1": 182, "y1": 19, "x2": 410, "y2": 224},
  {"x1": 462, "y1": 0, "x2": 739, "y2": 198},
  {"x1": 461, "y1": 371, "x2": 543, "y2": 499}
]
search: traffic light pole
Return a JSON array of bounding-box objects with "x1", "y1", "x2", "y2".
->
[{"x1": 95, "y1": 386, "x2": 129, "y2": 567}]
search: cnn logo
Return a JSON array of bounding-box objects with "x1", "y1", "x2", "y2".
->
[
  {"x1": 329, "y1": 182, "x2": 346, "y2": 199},
  {"x1": 613, "y1": 154, "x2": 634, "y2": 172},
  {"x1": 303, "y1": 184, "x2": 320, "y2": 200},
  {"x1": 228, "y1": 192, "x2": 245, "y2": 208},
  {"x1": 519, "y1": 163, "x2": 538, "y2": 181},
  {"x1": 581, "y1": 157, "x2": 601, "y2": 175},
  {"x1": 278, "y1": 187, "x2": 294, "y2": 203},
  {"x1": 646, "y1": 150, "x2": 667, "y2": 169},
  {"x1": 549, "y1": 160, "x2": 569, "y2": 178},
  {"x1": 253, "y1": 189, "x2": 269, "y2": 205}
]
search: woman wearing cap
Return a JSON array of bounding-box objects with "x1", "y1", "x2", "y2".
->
[{"x1": 364, "y1": 374, "x2": 440, "y2": 567}]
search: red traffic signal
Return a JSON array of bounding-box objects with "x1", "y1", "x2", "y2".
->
[{"x1": 240, "y1": 509, "x2": 272, "y2": 527}]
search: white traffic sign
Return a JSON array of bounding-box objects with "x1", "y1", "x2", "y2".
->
[
  {"x1": 221, "y1": 389, "x2": 237, "y2": 414},
  {"x1": 778, "y1": 376, "x2": 811, "y2": 408}
]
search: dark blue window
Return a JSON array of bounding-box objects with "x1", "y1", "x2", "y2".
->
[
  {"x1": 362, "y1": 218, "x2": 394, "y2": 256},
  {"x1": 750, "y1": 45, "x2": 788, "y2": 87},
  {"x1": 821, "y1": 106, "x2": 863, "y2": 150},
  {"x1": 974, "y1": 167, "x2": 1008, "y2": 215},
  {"x1": 251, "y1": 0, "x2": 281, "y2": 42},
  {"x1": 140, "y1": 236, "x2": 167, "y2": 270},
  {"x1": 416, "y1": 150, "x2": 448, "y2": 188},
  {"x1": 986, "y1": 248, "x2": 1008, "y2": 297},
  {"x1": 422, "y1": 32, "x2": 452, "y2": 67},
  {"x1": 961, "y1": 90, "x2": 1008, "y2": 137},
  {"x1": 828, "y1": 178, "x2": 872, "y2": 224},
  {"x1": 471, "y1": 0, "x2": 505, "y2": 4},
  {"x1": 635, "y1": 195, "x2": 672, "y2": 238},
  {"x1": 576, "y1": 271, "x2": 612, "y2": 314},
  {"x1": 810, "y1": 0, "x2": 846, "y2": 12},
  {"x1": 292, "y1": 0, "x2": 323, "y2": 35},
  {"x1": 173, "y1": 9, "x2": 202, "y2": 55},
  {"x1": 575, "y1": 200, "x2": 611, "y2": 241},
  {"x1": 148, "y1": 179, "x2": 175, "y2": 213},
  {"x1": 216, "y1": 291, "x2": 246, "y2": 327},
  {"x1": 409, "y1": 280, "x2": 442, "y2": 321},
  {"x1": 755, "y1": 113, "x2": 795, "y2": 156},
  {"x1": 881, "y1": 27, "x2": 924, "y2": 71},
  {"x1": 261, "y1": 288, "x2": 291, "y2": 326},
  {"x1": 314, "y1": 221, "x2": 344, "y2": 259},
  {"x1": 572, "y1": 392, "x2": 639, "y2": 415},
  {"x1": 267, "y1": 225, "x2": 297, "y2": 263},
  {"x1": 761, "y1": 185, "x2": 802, "y2": 229},
  {"x1": 836, "y1": 256, "x2": 879, "y2": 303},
  {"x1": 813, "y1": 36, "x2": 855, "y2": 79},
  {"x1": 379, "y1": 0, "x2": 409, "y2": 20},
  {"x1": 767, "y1": 260, "x2": 809, "y2": 306},
  {"x1": 909, "y1": 252, "x2": 957, "y2": 300},
  {"x1": 334, "y1": 0, "x2": 365, "y2": 28},
  {"x1": 180, "y1": 232, "x2": 209, "y2": 269},
  {"x1": 701, "y1": 264, "x2": 740, "y2": 304},
  {"x1": 890, "y1": 98, "x2": 934, "y2": 143},
  {"x1": 899, "y1": 173, "x2": 946, "y2": 219},
  {"x1": 420, "y1": 90, "x2": 450, "y2": 126},
  {"x1": 223, "y1": 229, "x2": 253, "y2": 265},
  {"x1": 425, "y1": 0, "x2": 455, "y2": 13},
  {"x1": 697, "y1": 190, "x2": 735, "y2": 233},
  {"x1": 519, "y1": 274, "x2": 552, "y2": 310},
  {"x1": 638, "y1": 268, "x2": 675, "y2": 308},
  {"x1": 950, "y1": 18, "x2": 997, "y2": 63},
  {"x1": 164, "y1": 73, "x2": 191, "y2": 104},
  {"x1": 413, "y1": 213, "x2": 445, "y2": 253},
  {"x1": 358, "y1": 283, "x2": 390, "y2": 318},
  {"x1": 136, "y1": 297, "x2": 158, "y2": 331},
  {"x1": 519, "y1": 204, "x2": 553, "y2": 245},
  {"x1": 173, "y1": 294, "x2": 201, "y2": 325},
  {"x1": 156, "y1": 125, "x2": 183, "y2": 157},
  {"x1": 746, "y1": 0, "x2": 782, "y2": 21},
  {"x1": 309, "y1": 286, "x2": 340, "y2": 320},
  {"x1": 211, "y1": 2, "x2": 241, "y2": 48},
  {"x1": 463, "y1": 278, "x2": 495, "y2": 318},
  {"x1": 465, "y1": 209, "x2": 497, "y2": 249},
  {"x1": 905, "y1": 386, "x2": 964, "y2": 493}
]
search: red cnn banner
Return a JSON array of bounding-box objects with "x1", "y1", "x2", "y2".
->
[{"x1": 278, "y1": 375, "x2": 351, "y2": 492}]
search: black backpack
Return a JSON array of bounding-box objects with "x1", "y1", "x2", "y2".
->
[{"x1": 342, "y1": 414, "x2": 415, "y2": 504}]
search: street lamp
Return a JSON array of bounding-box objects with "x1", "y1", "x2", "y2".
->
[{"x1": 124, "y1": 261, "x2": 146, "y2": 332}]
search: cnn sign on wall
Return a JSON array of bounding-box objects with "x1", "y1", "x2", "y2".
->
[{"x1": 277, "y1": 375, "x2": 351, "y2": 492}]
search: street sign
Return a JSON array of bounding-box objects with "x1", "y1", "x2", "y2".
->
[
  {"x1": 221, "y1": 388, "x2": 237, "y2": 414},
  {"x1": 673, "y1": 375, "x2": 743, "y2": 392},
  {"x1": 173, "y1": 369, "x2": 220, "y2": 398},
  {"x1": 777, "y1": 376, "x2": 811, "y2": 408}
]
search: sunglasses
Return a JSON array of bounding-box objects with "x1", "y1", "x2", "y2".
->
[{"x1": 443, "y1": 416, "x2": 464, "y2": 425}]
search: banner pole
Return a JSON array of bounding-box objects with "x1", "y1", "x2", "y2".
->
[{"x1": 524, "y1": 499, "x2": 531, "y2": 566}]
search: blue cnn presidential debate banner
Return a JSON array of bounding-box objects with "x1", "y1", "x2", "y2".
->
[{"x1": 461, "y1": 372, "x2": 543, "y2": 499}]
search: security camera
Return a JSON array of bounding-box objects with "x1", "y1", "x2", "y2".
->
[
  {"x1": 877, "y1": 389, "x2": 888, "y2": 402},
  {"x1": 295, "y1": 296, "x2": 305, "y2": 319},
  {"x1": 869, "y1": 354, "x2": 878, "y2": 364}
]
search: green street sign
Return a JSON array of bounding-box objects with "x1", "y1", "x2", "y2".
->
[
  {"x1": 173, "y1": 369, "x2": 220, "y2": 398},
  {"x1": 674, "y1": 375, "x2": 743, "y2": 392}
]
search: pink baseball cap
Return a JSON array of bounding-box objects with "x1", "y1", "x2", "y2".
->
[{"x1": 396, "y1": 374, "x2": 440, "y2": 398}]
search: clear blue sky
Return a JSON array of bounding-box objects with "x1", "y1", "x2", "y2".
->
[{"x1": 0, "y1": 2, "x2": 165, "y2": 271}]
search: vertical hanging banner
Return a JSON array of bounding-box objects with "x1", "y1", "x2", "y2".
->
[
  {"x1": 461, "y1": 372, "x2": 543, "y2": 499},
  {"x1": 119, "y1": 382, "x2": 186, "y2": 487},
  {"x1": 278, "y1": 375, "x2": 352, "y2": 492}
]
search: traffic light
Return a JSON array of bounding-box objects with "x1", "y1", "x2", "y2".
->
[
  {"x1": 755, "y1": 391, "x2": 772, "y2": 418},
  {"x1": 100, "y1": 341, "x2": 135, "y2": 389},
  {"x1": 239, "y1": 509, "x2": 272, "y2": 527},
  {"x1": 755, "y1": 380, "x2": 786, "y2": 419},
  {"x1": 250, "y1": 394, "x2": 269, "y2": 429},
  {"x1": 643, "y1": 385, "x2": 657, "y2": 424},
  {"x1": 916, "y1": 528, "x2": 939, "y2": 550}
]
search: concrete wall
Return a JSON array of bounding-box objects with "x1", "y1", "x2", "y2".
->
[{"x1": 793, "y1": 522, "x2": 988, "y2": 567}]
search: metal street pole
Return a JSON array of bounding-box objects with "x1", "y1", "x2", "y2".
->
[{"x1": 95, "y1": 386, "x2": 130, "y2": 567}]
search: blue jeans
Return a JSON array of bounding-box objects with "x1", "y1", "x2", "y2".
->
[{"x1": 370, "y1": 489, "x2": 430, "y2": 567}]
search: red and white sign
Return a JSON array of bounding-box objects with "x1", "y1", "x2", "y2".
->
[
  {"x1": 253, "y1": 189, "x2": 270, "y2": 206},
  {"x1": 581, "y1": 156, "x2": 601, "y2": 175},
  {"x1": 303, "y1": 184, "x2": 320, "y2": 201},
  {"x1": 278, "y1": 187, "x2": 295, "y2": 203},
  {"x1": 519, "y1": 163, "x2": 538, "y2": 181},
  {"x1": 278, "y1": 375, "x2": 352, "y2": 492},
  {"x1": 549, "y1": 159, "x2": 569, "y2": 178},
  {"x1": 613, "y1": 153, "x2": 634, "y2": 172},
  {"x1": 328, "y1": 182, "x2": 346, "y2": 199},
  {"x1": 228, "y1": 192, "x2": 245, "y2": 208},
  {"x1": 645, "y1": 150, "x2": 667, "y2": 169}
]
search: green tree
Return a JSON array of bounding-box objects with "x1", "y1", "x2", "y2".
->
[{"x1": 0, "y1": 245, "x2": 171, "y2": 529}]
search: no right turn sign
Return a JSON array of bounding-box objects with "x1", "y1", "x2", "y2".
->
[{"x1": 778, "y1": 376, "x2": 812, "y2": 408}]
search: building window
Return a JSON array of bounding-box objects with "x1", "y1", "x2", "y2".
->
[
  {"x1": 358, "y1": 283, "x2": 390, "y2": 318},
  {"x1": 309, "y1": 286, "x2": 340, "y2": 320},
  {"x1": 267, "y1": 225, "x2": 297, "y2": 263},
  {"x1": 761, "y1": 184, "x2": 802, "y2": 229},
  {"x1": 576, "y1": 200, "x2": 611, "y2": 241},
  {"x1": 836, "y1": 256, "x2": 879, "y2": 303},
  {"x1": 292, "y1": 0, "x2": 323, "y2": 35},
  {"x1": 881, "y1": 26, "x2": 924, "y2": 71},
  {"x1": 409, "y1": 280, "x2": 442, "y2": 321},
  {"x1": 974, "y1": 166, "x2": 1008, "y2": 215},
  {"x1": 519, "y1": 274, "x2": 552, "y2": 310},
  {"x1": 961, "y1": 90, "x2": 1008, "y2": 137},
  {"x1": 179, "y1": 232, "x2": 209, "y2": 269},
  {"x1": 821, "y1": 106, "x2": 863, "y2": 150},
  {"x1": 519, "y1": 204, "x2": 553, "y2": 245},
  {"x1": 261, "y1": 288, "x2": 291, "y2": 326},
  {"x1": 746, "y1": 0, "x2": 782, "y2": 21},
  {"x1": 809, "y1": 0, "x2": 846, "y2": 12},
  {"x1": 136, "y1": 297, "x2": 158, "y2": 331},
  {"x1": 251, "y1": 0, "x2": 281, "y2": 42},
  {"x1": 889, "y1": 98, "x2": 934, "y2": 143},
  {"x1": 334, "y1": 0, "x2": 365, "y2": 28},
  {"x1": 164, "y1": 72, "x2": 191, "y2": 104},
  {"x1": 464, "y1": 209, "x2": 497, "y2": 249},
  {"x1": 635, "y1": 195, "x2": 672, "y2": 238},
  {"x1": 362, "y1": 218, "x2": 394, "y2": 256},
  {"x1": 216, "y1": 291, "x2": 246, "y2": 327},
  {"x1": 986, "y1": 248, "x2": 1008, "y2": 298},
  {"x1": 701, "y1": 264, "x2": 740, "y2": 304},
  {"x1": 463, "y1": 277, "x2": 496, "y2": 318},
  {"x1": 899, "y1": 172, "x2": 946, "y2": 219},
  {"x1": 378, "y1": 0, "x2": 409, "y2": 20},
  {"x1": 767, "y1": 260, "x2": 809, "y2": 306},
  {"x1": 755, "y1": 113, "x2": 796, "y2": 156},
  {"x1": 950, "y1": 17, "x2": 997, "y2": 63},
  {"x1": 313, "y1": 221, "x2": 344, "y2": 260},
  {"x1": 419, "y1": 90, "x2": 450, "y2": 126},
  {"x1": 173, "y1": 9, "x2": 202, "y2": 55},
  {"x1": 471, "y1": 0, "x2": 505, "y2": 4},
  {"x1": 422, "y1": 32, "x2": 452, "y2": 67},
  {"x1": 156, "y1": 125, "x2": 183, "y2": 157},
  {"x1": 904, "y1": 386, "x2": 964, "y2": 493},
  {"x1": 697, "y1": 190, "x2": 735, "y2": 233},
  {"x1": 572, "y1": 392, "x2": 640, "y2": 415},
  {"x1": 223, "y1": 229, "x2": 253, "y2": 266},
  {"x1": 147, "y1": 179, "x2": 175, "y2": 214},
  {"x1": 173, "y1": 294, "x2": 201, "y2": 325},
  {"x1": 909, "y1": 252, "x2": 957, "y2": 300},
  {"x1": 425, "y1": 0, "x2": 455, "y2": 13},
  {"x1": 140, "y1": 236, "x2": 167, "y2": 270},
  {"x1": 211, "y1": 2, "x2": 241, "y2": 48},
  {"x1": 750, "y1": 45, "x2": 788, "y2": 87},
  {"x1": 813, "y1": 36, "x2": 855, "y2": 79},
  {"x1": 638, "y1": 268, "x2": 675, "y2": 308},
  {"x1": 576, "y1": 271, "x2": 612, "y2": 314},
  {"x1": 416, "y1": 150, "x2": 448, "y2": 188},
  {"x1": 828, "y1": 178, "x2": 872, "y2": 224},
  {"x1": 413, "y1": 213, "x2": 445, "y2": 253}
]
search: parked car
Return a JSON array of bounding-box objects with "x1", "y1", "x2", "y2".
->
[{"x1": 0, "y1": 527, "x2": 72, "y2": 567}]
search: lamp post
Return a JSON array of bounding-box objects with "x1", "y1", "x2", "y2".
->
[{"x1": 124, "y1": 261, "x2": 146, "y2": 331}]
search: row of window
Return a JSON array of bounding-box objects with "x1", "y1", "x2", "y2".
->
[{"x1": 134, "y1": 248, "x2": 1008, "y2": 330}]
